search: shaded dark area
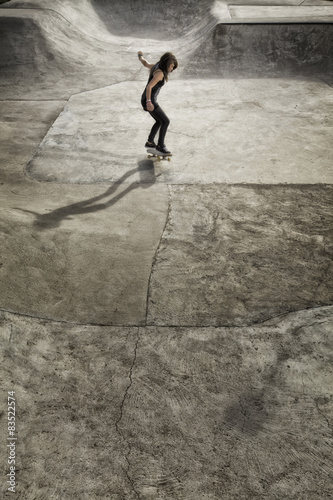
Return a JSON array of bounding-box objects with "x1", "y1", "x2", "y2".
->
[
  {"x1": 0, "y1": 17, "x2": 44, "y2": 68},
  {"x1": 91, "y1": 0, "x2": 216, "y2": 40},
  {"x1": 0, "y1": 16, "x2": 73, "y2": 88},
  {"x1": 186, "y1": 23, "x2": 333, "y2": 78}
]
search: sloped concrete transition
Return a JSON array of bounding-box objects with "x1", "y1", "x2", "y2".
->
[{"x1": 0, "y1": 1, "x2": 333, "y2": 499}]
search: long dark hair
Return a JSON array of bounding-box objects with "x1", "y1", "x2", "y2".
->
[{"x1": 150, "y1": 52, "x2": 178, "y2": 82}]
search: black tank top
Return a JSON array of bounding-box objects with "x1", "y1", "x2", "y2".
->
[{"x1": 141, "y1": 64, "x2": 165, "y2": 110}]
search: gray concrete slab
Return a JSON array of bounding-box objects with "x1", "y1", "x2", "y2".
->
[
  {"x1": 0, "y1": 179, "x2": 169, "y2": 325},
  {"x1": 0, "y1": 101, "x2": 169, "y2": 329},
  {"x1": 147, "y1": 184, "x2": 333, "y2": 326},
  {"x1": 25, "y1": 79, "x2": 333, "y2": 185},
  {"x1": 0, "y1": 312, "x2": 140, "y2": 499},
  {"x1": 1, "y1": 307, "x2": 332, "y2": 498},
  {"x1": 0, "y1": 100, "x2": 169, "y2": 326}
]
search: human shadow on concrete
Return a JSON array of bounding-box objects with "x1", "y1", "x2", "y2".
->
[{"x1": 18, "y1": 160, "x2": 158, "y2": 231}]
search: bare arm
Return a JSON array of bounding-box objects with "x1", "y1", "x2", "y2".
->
[
  {"x1": 138, "y1": 51, "x2": 154, "y2": 69},
  {"x1": 138, "y1": 51, "x2": 163, "y2": 111}
]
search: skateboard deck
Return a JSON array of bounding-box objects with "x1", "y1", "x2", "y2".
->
[{"x1": 146, "y1": 148, "x2": 172, "y2": 162}]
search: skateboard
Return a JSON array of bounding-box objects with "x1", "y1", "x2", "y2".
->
[{"x1": 146, "y1": 148, "x2": 172, "y2": 162}]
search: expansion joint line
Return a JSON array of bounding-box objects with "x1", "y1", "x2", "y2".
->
[{"x1": 115, "y1": 327, "x2": 141, "y2": 499}]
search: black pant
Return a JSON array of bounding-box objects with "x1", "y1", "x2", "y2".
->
[{"x1": 148, "y1": 106, "x2": 170, "y2": 146}]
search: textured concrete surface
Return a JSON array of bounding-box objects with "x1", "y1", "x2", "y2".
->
[
  {"x1": 0, "y1": 180, "x2": 168, "y2": 325},
  {"x1": 25, "y1": 79, "x2": 333, "y2": 185},
  {"x1": 1, "y1": 307, "x2": 333, "y2": 499},
  {"x1": 147, "y1": 184, "x2": 333, "y2": 326},
  {"x1": 0, "y1": 0, "x2": 333, "y2": 499},
  {"x1": 187, "y1": 23, "x2": 333, "y2": 78},
  {"x1": 229, "y1": 5, "x2": 333, "y2": 21}
]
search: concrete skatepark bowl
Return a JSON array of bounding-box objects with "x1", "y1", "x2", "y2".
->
[{"x1": 0, "y1": 0, "x2": 333, "y2": 498}]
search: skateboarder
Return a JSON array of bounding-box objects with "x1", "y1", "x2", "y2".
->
[{"x1": 138, "y1": 51, "x2": 178, "y2": 156}]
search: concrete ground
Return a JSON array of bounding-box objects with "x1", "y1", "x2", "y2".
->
[{"x1": 0, "y1": 0, "x2": 333, "y2": 499}]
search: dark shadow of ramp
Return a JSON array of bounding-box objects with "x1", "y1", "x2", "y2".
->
[
  {"x1": 92, "y1": 0, "x2": 217, "y2": 40},
  {"x1": 0, "y1": 16, "x2": 58, "y2": 79},
  {"x1": 186, "y1": 23, "x2": 333, "y2": 79}
]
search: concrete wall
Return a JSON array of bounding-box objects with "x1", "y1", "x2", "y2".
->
[{"x1": 187, "y1": 23, "x2": 333, "y2": 78}]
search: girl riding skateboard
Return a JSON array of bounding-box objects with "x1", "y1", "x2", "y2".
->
[{"x1": 138, "y1": 51, "x2": 178, "y2": 156}]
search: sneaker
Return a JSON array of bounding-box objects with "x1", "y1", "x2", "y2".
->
[
  {"x1": 145, "y1": 140, "x2": 157, "y2": 148},
  {"x1": 156, "y1": 145, "x2": 172, "y2": 155}
]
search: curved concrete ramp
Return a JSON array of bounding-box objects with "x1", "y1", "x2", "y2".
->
[
  {"x1": 0, "y1": 6, "x2": 137, "y2": 99},
  {"x1": 1, "y1": 0, "x2": 332, "y2": 102},
  {"x1": 2, "y1": 0, "x2": 218, "y2": 39}
]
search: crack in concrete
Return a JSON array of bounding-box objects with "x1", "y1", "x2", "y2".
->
[
  {"x1": 115, "y1": 327, "x2": 141, "y2": 499},
  {"x1": 145, "y1": 184, "x2": 172, "y2": 325}
]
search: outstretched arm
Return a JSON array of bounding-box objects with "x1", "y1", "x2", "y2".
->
[{"x1": 138, "y1": 51, "x2": 154, "y2": 69}]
